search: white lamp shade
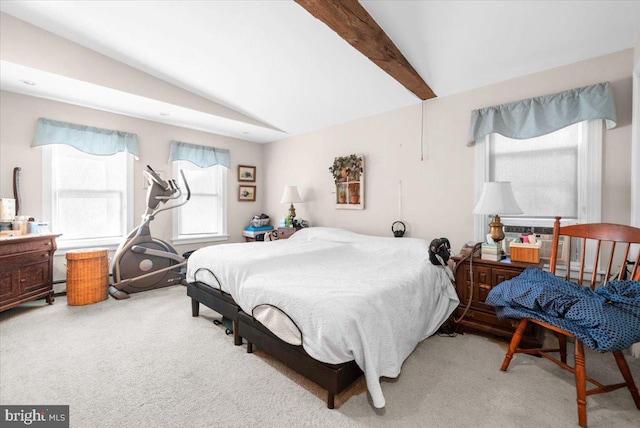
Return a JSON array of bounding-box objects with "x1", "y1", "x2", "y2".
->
[
  {"x1": 473, "y1": 182, "x2": 523, "y2": 215},
  {"x1": 280, "y1": 186, "x2": 302, "y2": 204}
]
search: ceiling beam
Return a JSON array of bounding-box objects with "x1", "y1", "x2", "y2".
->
[{"x1": 295, "y1": 0, "x2": 436, "y2": 100}]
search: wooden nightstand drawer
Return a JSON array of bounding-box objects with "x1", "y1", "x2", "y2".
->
[
  {"x1": 453, "y1": 255, "x2": 544, "y2": 347},
  {"x1": 276, "y1": 227, "x2": 299, "y2": 239}
]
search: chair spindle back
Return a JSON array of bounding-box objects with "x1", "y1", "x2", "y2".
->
[{"x1": 549, "y1": 216, "x2": 640, "y2": 289}]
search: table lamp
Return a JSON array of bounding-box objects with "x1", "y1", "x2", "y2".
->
[
  {"x1": 473, "y1": 181, "x2": 522, "y2": 244},
  {"x1": 280, "y1": 186, "x2": 302, "y2": 221}
]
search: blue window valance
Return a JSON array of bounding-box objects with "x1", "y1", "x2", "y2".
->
[
  {"x1": 169, "y1": 140, "x2": 230, "y2": 169},
  {"x1": 31, "y1": 118, "x2": 140, "y2": 158},
  {"x1": 467, "y1": 82, "x2": 617, "y2": 146}
]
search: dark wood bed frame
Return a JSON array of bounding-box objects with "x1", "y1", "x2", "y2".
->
[
  {"x1": 188, "y1": 281, "x2": 241, "y2": 345},
  {"x1": 187, "y1": 281, "x2": 363, "y2": 408}
]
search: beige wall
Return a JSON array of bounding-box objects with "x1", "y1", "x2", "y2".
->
[
  {"x1": 263, "y1": 49, "x2": 634, "y2": 252},
  {"x1": 1, "y1": 10, "x2": 634, "y2": 352},
  {"x1": 0, "y1": 91, "x2": 264, "y2": 282}
]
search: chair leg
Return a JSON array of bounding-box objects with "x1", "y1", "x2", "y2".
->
[
  {"x1": 575, "y1": 340, "x2": 587, "y2": 428},
  {"x1": 558, "y1": 333, "x2": 567, "y2": 364},
  {"x1": 501, "y1": 318, "x2": 528, "y2": 371},
  {"x1": 612, "y1": 350, "x2": 640, "y2": 409}
]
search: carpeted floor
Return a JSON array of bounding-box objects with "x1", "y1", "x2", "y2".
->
[{"x1": 1, "y1": 285, "x2": 638, "y2": 427}]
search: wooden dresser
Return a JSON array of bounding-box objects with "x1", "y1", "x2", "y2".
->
[
  {"x1": 452, "y1": 255, "x2": 545, "y2": 348},
  {"x1": 0, "y1": 234, "x2": 59, "y2": 312}
]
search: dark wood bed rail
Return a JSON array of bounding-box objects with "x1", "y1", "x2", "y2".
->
[
  {"x1": 187, "y1": 282, "x2": 241, "y2": 345},
  {"x1": 187, "y1": 281, "x2": 363, "y2": 408},
  {"x1": 238, "y1": 311, "x2": 362, "y2": 409}
]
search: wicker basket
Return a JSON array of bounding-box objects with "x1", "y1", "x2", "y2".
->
[
  {"x1": 251, "y1": 218, "x2": 270, "y2": 228},
  {"x1": 66, "y1": 248, "x2": 109, "y2": 306}
]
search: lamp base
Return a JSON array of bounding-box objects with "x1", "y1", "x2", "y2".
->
[
  {"x1": 489, "y1": 214, "x2": 505, "y2": 244},
  {"x1": 288, "y1": 203, "x2": 296, "y2": 220}
]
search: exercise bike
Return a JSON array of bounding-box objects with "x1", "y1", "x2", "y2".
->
[{"x1": 109, "y1": 165, "x2": 191, "y2": 300}]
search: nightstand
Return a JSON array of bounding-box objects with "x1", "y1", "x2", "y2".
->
[
  {"x1": 243, "y1": 230, "x2": 267, "y2": 242},
  {"x1": 452, "y1": 255, "x2": 545, "y2": 348},
  {"x1": 275, "y1": 227, "x2": 300, "y2": 240}
]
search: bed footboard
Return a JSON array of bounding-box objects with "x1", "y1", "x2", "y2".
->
[
  {"x1": 238, "y1": 311, "x2": 362, "y2": 408},
  {"x1": 187, "y1": 282, "x2": 242, "y2": 346}
]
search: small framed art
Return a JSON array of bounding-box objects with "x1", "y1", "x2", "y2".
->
[
  {"x1": 238, "y1": 165, "x2": 256, "y2": 182},
  {"x1": 239, "y1": 185, "x2": 256, "y2": 201}
]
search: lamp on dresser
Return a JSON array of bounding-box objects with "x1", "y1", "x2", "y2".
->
[
  {"x1": 280, "y1": 186, "x2": 302, "y2": 221},
  {"x1": 473, "y1": 181, "x2": 522, "y2": 245}
]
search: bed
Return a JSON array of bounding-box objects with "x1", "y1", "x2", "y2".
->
[{"x1": 186, "y1": 227, "x2": 459, "y2": 408}]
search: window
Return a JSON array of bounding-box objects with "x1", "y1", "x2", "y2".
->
[
  {"x1": 172, "y1": 160, "x2": 227, "y2": 244},
  {"x1": 474, "y1": 120, "x2": 602, "y2": 241},
  {"x1": 43, "y1": 144, "x2": 133, "y2": 249},
  {"x1": 492, "y1": 122, "x2": 579, "y2": 219}
]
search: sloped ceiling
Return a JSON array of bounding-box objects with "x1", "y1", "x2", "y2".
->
[{"x1": 1, "y1": 1, "x2": 639, "y2": 143}]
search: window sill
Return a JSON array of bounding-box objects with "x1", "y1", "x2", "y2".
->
[
  {"x1": 172, "y1": 235, "x2": 229, "y2": 246},
  {"x1": 55, "y1": 239, "x2": 122, "y2": 256}
]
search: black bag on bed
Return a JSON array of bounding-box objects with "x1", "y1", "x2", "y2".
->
[{"x1": 429, "y1": 237, "x2": 451, "y2": 266}]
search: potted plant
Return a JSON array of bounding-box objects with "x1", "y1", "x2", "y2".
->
[
  {"x1": 337, "y1": 186, "x2": 346, "y2": 204},
  {"x1": 348, "y1": 183, "x2": 360, "y2": 204},
  {"x1": 329, "y1": 154, "x2": 363, "y2": 183},
  {"x1": 345, "y1": 154, "x2": 363, "y2": 181},
  {"x1": 329, "y1": 156, "x2": 349, "y2": 183}
]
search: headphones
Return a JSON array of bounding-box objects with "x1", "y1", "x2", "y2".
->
[{"x1": 392, "y1": 221, "x2": 406, "y2": 238}]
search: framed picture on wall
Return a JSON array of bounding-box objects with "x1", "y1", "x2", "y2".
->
[
  {"x1": 239, "y1": 185, "x2": 256, "y2": 201},
  {"x1": 330, "y1": 154, "x2": 364, "y2": 210},
  {"x1": 238, "y1": 165, "x2": 256, "y2": 182}
]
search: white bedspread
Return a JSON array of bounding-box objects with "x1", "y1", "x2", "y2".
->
[{"x1": 186, "y1": 227, "x2": 459, "y2": 408}]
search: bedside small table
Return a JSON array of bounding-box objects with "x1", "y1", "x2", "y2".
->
[
  {"x1": 275, "y1": 227, "x2": 300, "y2": 240},
  {"x1": 452, "y1": 255, "x2": 545, "y2": 348},
  {"x1": 242, "y1": 228, "x2": 275, "y2": 242},
  {"x1": 243, "y1": 230, "x2": 263, "y2": 242}
]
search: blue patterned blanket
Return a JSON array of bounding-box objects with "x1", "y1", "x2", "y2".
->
[{"x1": 485, "y1": 267, "x2": 640, "y2": 352}]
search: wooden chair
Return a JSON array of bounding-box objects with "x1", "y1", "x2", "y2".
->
[{"x1": 500, "y1": 216, "x2": 640, "y2": 427}]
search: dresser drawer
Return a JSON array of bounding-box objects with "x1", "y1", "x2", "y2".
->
[
  {"x1": 276, "y1": 228, "x2": 298, "y2": 239},
  {"x1": 0, "y1": 269, "x2": 19, "y2": 301},
  {"x1": 0, "y1": 236, "x2": 54, "y2": 257},
  {"x1": 463, "y1": 309, "x2": 515, "y2": 330},
  {"x1": 20, "y1": 262, "x2": 50, "y2": 293},
  {"x1": 3, "y1": 251, "x2": 51, "y2": 269},
  {"x1": 453, "y1": 256, "x2": 544, "y2": 347}
]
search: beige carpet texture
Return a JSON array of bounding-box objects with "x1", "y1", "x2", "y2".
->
[{"x1": 1, "y1": 285, "x2": 639, "y2": 428}]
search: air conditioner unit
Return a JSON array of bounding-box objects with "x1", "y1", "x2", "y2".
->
[{"x1": 504, "y1": 224, "x2": 611, "y2": 285}]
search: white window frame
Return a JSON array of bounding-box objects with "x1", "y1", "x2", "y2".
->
[
  {"x1": 630, "y1": 41, "x2": 640, "y2": 358},
  {"x1": 42, "y1": 145, "x2": 134, "y2": 253},
  {"x1": 171, "y1": 162, "x2": 228, "y2": 245},
  {"x1": 474, "y1": 120, "x2": 603, "y2": 260}
]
